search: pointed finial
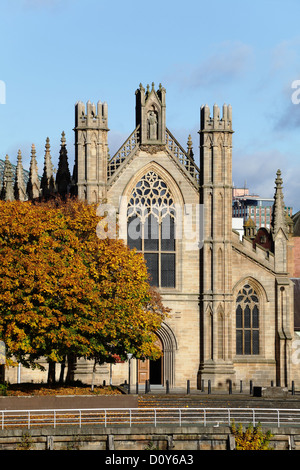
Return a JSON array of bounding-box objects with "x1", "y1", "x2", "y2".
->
[
  {"x1": 45, "y1": 137, "x2": 50, "y2": 151},
  {"x1": 272, "y1": 169, "x2": 287, "y2": 236},
  {"x1": 187, "y1": 134, "x2": 193, "y2": 150},
  {"x1": 275, "y1": 169, "x2": 282, "y2": 187},
  {"x1": 61, "y1": 131, "x2": 66, "y2": 145}
]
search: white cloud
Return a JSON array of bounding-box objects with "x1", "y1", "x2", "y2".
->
[{"x1": 166, "y1": 41, "x2": 254, "y2": 89}]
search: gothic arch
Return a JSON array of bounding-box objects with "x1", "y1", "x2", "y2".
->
[
  {"x1": 122, "y1": 163, "x2": 186, "y2": 290},
  {"x1": 154, "y1": 322, "x2": 178, "y2": 387},
  {"x1": 217, "y1": 247, "x2": 224, "y2": 291},
  {"x1": 217, "y1": 304, "x2": 225, "y2": 360},
  {"x1": 122, "y1": 161, "x2": 185, "y2": 207},
  {"x1": 233, "y1": 276, "x2": 269, "y2": 303},
  {"x1": 205, "y1": 304, "x2": 213, "y2": 360},
  {"x1": 217, "y1": 192, "x2": 224, "y2": 238},
  {"x1": 233, "y1": 277, "x2": 267, "y2": 357}
]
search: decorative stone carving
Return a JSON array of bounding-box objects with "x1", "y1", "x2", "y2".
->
[
  {"x1": 140, "y1": 144, "x2": 165, "y2": 155},
  {"x1": 147, "y1": 109, "x2": 158, "y2": 140}
]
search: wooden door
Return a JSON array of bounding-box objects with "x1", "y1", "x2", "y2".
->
[
  {"x1": 138, "y1": 336, "x2": 163, "y2": 385},
  {"x1": 138, "y1": 358, "x2": 149, "y2": 384}
]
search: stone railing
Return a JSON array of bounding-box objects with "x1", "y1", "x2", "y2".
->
[
  {"x1": 165, "y1": 128, "x2": 200, "y2": 184},
  {"x1": 107, "y1": 125, "x2": 140, "y2": 180},
  {"x1": 107, "y1": 125, "x2": 200, "y2": 185}
]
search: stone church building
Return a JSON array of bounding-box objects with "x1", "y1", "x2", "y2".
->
[{"x1": 2, "y1": 83, "x2": 299, "y2": 390}]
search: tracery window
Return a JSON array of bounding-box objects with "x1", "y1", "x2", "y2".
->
[
  {"x1": 127, "y1": 171, "x2": 176, "y2": 288},
  {"x1": 236, "y1": 284, "x2": 259, "y2": 355}
]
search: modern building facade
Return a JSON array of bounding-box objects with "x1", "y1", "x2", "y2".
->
[{"x1": 232, "y1": 187, "x2": 293, "y2": 230}]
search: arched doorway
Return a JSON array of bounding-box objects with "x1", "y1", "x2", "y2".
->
[
  {"x1": 137, "y1": 322, "x2": 177, "y2": 387},
  {"x1": 138, "y1": 336, "x2": 163, "y2": 385}
]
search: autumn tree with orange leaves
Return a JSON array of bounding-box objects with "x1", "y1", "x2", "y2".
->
[{"x1": 0, "y1": 198, "x2": 168, "y2": 384}]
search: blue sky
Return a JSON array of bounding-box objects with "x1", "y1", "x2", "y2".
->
[{"x1": 1, "y1": 0, "x2": 300, "y2": 210}]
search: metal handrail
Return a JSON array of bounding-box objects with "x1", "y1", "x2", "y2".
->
[{"x1": 1, "y1": 407, "x2": 300, "y2": 430}]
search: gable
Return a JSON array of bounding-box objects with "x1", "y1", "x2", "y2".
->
[{"x1": 107, "y1": 125, "x2": 199, "y2": 191}]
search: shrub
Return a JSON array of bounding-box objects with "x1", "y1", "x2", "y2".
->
[
  {"x1": 231, "y1": 420, "x2": 273, "y2": 450},
  {"x1": 0, "y1": 383, "x2": 7, "y2": 396}
]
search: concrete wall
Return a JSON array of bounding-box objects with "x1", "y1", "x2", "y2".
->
[{"x1": 0, "y1": 424, "x2": 299, "y2": 450}]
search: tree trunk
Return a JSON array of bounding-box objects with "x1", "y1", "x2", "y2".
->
[
  {"x1": 47, "y1": 361, "x2": 56, "y2": 385},
  {"x1": 66, "y1": 354, "x2": 76, "y2": 384},
  {"x1": 0, "y1": 364, "x2": 5, "y2": 384},
  {"x1": 59, "y1": 356, "x2": 66, "y2": 384}
]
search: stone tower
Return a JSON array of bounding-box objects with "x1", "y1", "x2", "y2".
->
[
  {"x1": 73, "y1": 100, "x2": 109, "y2": 203},
  {"x1": 198, "y1": 103, "x2": 235, "y2": 387},
  {"x1": 271, "y1": 169, "x2": 293, "y2": 386}
]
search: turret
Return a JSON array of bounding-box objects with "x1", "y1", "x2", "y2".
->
[
  {"x1": 14, "y1": 150, "x2": 26, "y2": 201},
  {"x1": 27, "y1": 144, "x2": 40, "y2": 200},
  {"x1": 75, "y1": 100, "x2": 108, "y2": 131},
  {"x1": 1, "y1": 154, "x2": 14, "y2": 201},
  {"x1": 272, "y1": 169, "x2": 288, "y2": 237},
  {"x1": 200, "y1": 103, "x2": 233, "y2": 131},
  {"x1": 56, "y1": 131, "x2": 71, "y2": 198},
  {"x1": 271, "y1": 170, "x2": 288, "y2": 273},
  {"x1": 41, "y1": 137, "x2": 55, "y2": 198},
  {"x1": 135, "y1": 82, "x2": 166, "y2": 145},
  {"x1": 198, "y1": 101, "x2": 235, "y2": 388},
  {"x1": 73, "y1": 99, "x2": 109, "y2": 203}
]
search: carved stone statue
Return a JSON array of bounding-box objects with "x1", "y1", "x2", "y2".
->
[{"x1": 148, "y1": 110, "x2": 158, "y2": 140}]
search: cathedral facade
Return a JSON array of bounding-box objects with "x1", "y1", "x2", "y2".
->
[{"x1": 2, "y1": 83, "x2": 299, "y2": 390}]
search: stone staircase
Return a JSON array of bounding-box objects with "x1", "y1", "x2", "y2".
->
[
  {"x1": 138, "y1": 392, "x2": 300, "y2": 409},
  {"x1": 138, "y1": 394, "x2": 212, "y2": 408}
]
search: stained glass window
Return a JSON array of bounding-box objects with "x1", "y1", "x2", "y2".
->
[
  {"x1": 127, "y1": 171, "x2": 176, "y2": 288},
  {"x1": 236, "y1": 284, "x2": 259, "y2": 355}
]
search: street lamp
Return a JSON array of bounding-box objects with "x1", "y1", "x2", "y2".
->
[{"x1": 127, "y1": 353, "x2": 133, "y2": 394}]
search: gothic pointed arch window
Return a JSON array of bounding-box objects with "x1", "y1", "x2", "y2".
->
[
  {"x1": 236, "y1": 283, "x2": 260, "y2": 355},
  {"x1": 127, "y1": 170, "x2": 176, "y2": 288}
]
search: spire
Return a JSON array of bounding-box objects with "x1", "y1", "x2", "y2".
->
[
  {"x1": 1, "y1": 154, "x2": 14, "y2": 201},
  {"x1": 27, "y1": 144, "x2": 40, "y2": 200},
  {"x1": 56, "y1": 131, "x2": 71, "y2": 198},
  {"x1": 271, "y1": 169, "x2": 288, "y2": 237},
  {"x1": 14, "y1": 150, "x2": 26, "y2": 201},
  {"x1": 187, "y1": 134, "x2": 194, "y2": 160},
  {"x1": 186, "y1": 134, "x2": 195, "y2": 177},
  {"x1": 41, "y1": 137, "x2": 55, "y2": 198}
]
